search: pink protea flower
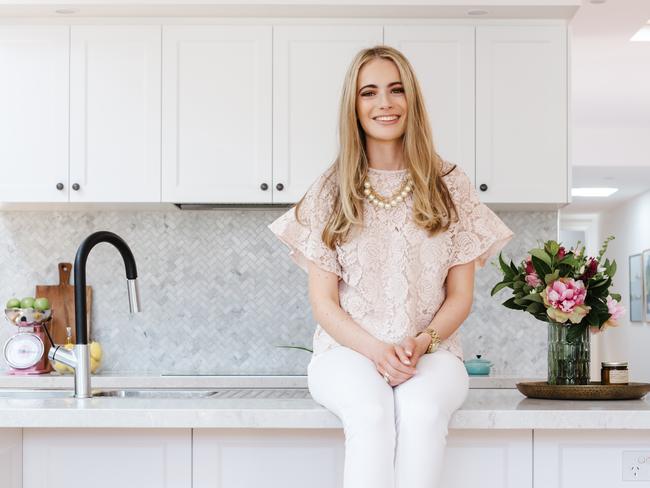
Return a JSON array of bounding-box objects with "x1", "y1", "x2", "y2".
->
[
  {"x1": 524, "y1": 256, "x2": 542, "y2": 288},
  {"x1": 606, "y1": 296, "x2": 625, "y2": 321},
  {"x1": 541, "y1": 278, "x2": 590, "y2": 324}
]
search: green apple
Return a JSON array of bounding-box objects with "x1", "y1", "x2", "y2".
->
[
  {"x1": 5, "y1": 298, "x2": 20, "y2": 309},
  {"x1": 20, "y1": 297, "x2": 35, "y2": 309},
  {"x1": 34, "y1": 297, "x2": 50, "y2": 311}
]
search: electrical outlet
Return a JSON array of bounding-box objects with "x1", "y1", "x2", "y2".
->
[{"x1": 623, "y1": 451, "x2": 650, "y2": 481}]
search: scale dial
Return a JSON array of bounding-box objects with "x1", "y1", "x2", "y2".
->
[{"x1": 3, "y1": 332, "x2": 44, "y2": 369}]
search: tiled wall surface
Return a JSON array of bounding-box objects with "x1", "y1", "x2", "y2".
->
[{"x1": 0, "y1": 209, "x2": 556, "y2": 376}]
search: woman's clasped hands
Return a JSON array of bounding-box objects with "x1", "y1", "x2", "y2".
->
[{"x1": 370, "y1": 334, "x2": 431, "y2": 387}]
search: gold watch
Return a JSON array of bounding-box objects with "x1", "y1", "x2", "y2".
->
[{"x1": 417, "y1": 327, "x2": 441, "y2": 354}]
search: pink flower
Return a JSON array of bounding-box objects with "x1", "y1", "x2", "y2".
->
[
  {"x1": 606, "y1": 296, "x2": 625, "y2": 321},
  {"x1": 557, "y1": 246, "x2": 566, "y2": 259},
  {"x1": 541, "y1": 278, "x2": 590, "y2": 324},
  {"x1": 525, "y1": 273, "x2": 542, "y2": 288},
  {"x1": 524, "y1": 256, "x2": 542, "y2": 288}
]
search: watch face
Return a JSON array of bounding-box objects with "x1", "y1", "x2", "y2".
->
[{"x1": 3, "y1": 333, "x2": 44, "y2": 369}]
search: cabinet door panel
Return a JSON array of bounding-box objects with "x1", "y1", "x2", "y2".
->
[
  {"x1": 535, "y1": 430, "x2": 650, "y2": 488},
  {"x1": 193, "y1": 429, "x2": 344, "y2": 488},
  {"x1": 69, "y1": 25, "x2": 161, "y2": 202},
  {"x1": 0, "y1": 26, "x2": 68, "y2": 202},
  {"x1": 162, "y1": 25, "x2": 272, "y2": 203},
  {"x1": 23, "y1": 428, "x2": 191, "y2": 488},
  {"x1": 476, "y1": 26, "x2": 567, "y2": 204},
  {"x1": 0, "y1": 428, "x2": 21, "y2": 488},
  {"x1": 273, "y1": 25, "x2": 382, "y2": 203},
  {"x1": 441, "y1": 430, "x2": 532, "y2": 488},
  {"x1": 384, "y1": 25, "x2": 475, "y2": 183}
]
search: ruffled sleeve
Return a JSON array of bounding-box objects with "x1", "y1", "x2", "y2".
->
[
  {"x1": 267, "y1": 168, "x2": 342, "y2": 277},
  {"x1": 444, "y1": 163, "x2": 514, "y2": 269}
]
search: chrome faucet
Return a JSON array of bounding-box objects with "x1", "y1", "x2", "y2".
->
[{"x1": 48, "y1": 231, "x2": 141, "y2": 398}]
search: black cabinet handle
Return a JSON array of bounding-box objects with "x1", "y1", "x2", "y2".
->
[
  {"x1": 260, "y1": 183, "x2": 268, "y2": 191},
  {"x1": 276, "y1": 183, "x2": 284, "y2": 191},
  {"x1": 56, "y1": 183, "x2": 64, "y2": 191},
  {"x1": 479, "y1": 183, "x2": 488, "y2": 192},
  {"x1": 72, "y1": 183, "x2": 80, "y2": 191}
]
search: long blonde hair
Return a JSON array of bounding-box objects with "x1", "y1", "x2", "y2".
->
[{"x1": 296, "y1": 45, "x2": 458, "y2": 250}]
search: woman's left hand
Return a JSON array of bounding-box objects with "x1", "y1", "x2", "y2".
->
[{"x1": 394, "y1": 334, "x2": 430, "y2": 370}]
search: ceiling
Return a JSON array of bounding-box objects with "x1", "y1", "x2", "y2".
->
[{"x1": 565, "y1": 0, "x2": 650, "y2": 215}]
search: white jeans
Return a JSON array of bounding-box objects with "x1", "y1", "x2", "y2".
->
[{"x1": 307, "y1": 345, "x2": 470, "y2": 488}]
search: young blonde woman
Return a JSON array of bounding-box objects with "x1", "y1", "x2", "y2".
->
[{"x1": 268, "y1": 45, "x2": 514, "y2": 488}]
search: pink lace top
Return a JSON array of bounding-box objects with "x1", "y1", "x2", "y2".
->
[{"x1": 268, "y1": 161, "x2": 514, "y2": 361}]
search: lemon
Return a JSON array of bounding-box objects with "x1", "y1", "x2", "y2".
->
[{"x1": 89, "y1": 341, "x2": 102, "y2": 361}]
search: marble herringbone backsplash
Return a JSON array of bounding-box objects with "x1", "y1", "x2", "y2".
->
[{"x1": 0, "y1": 209, "x2": 556, "y2": 376}]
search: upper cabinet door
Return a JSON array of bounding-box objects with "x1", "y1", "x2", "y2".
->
[
  {"x1": 273, "y1": 25, "x2": 383, "y2": 203},
  {"x1": 384, "y1": 26, "x2": 475, "y2": 183},
  {"x1": 69, "y1": 26, "x2": 161, "y2": 203},
  {"x1": 162, "y1": 25, "x2": 272, "y2": 203},
  {"x1": 476, "y1": 26, "x2": 568, "y2": 204},
  {"x1": 0, "y1": 26, "x2": 69, "y2": 202}
]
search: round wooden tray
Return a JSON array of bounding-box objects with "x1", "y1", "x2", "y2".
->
[{"x1": 516, "y1": 381, "x2": 650, "y2": 400}]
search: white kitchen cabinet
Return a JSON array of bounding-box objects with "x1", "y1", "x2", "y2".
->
[
  {"x1": 193, "y1": 428, "x2": 344, "y2": 488},
  {"x1": 22, "y1": 428, "x2": 191, "y2": 488},
  {"x1": 162, "y1": 25, "x2": 272, "y2": 203},
  {"x1": 441, "y1": 430, "x2": 532, "y2": 488},
  {"x1": 476, "y1": 25, "x2": 568, "y2": 204},
  {"x1": 535, "y1": 429, "x2": 650, "y2": 487},
  {"x1": 193, "y1": 428, "x2": 530, "y2": 488},
  {"x1": 0, "y1": 26, "x2": 69, "y2": 202},
  {"x1": 383, "y1": 25, "x2": 475, "y2": 183},
  {"x1": 272, "y1": 25, "x2": 382, "y2": 203},
  {"x1": 0, "y1": 428, "x2": 21, "y2": 488},
  {"x1": 70, "y1": 25, "x2": 161, "y2": 202}
]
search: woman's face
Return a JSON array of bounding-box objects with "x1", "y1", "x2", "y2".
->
[{"x1": 356, "y1": 58, "x2": 407, "y2": 143}]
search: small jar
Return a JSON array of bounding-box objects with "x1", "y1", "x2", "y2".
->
[{"x1": 601, "y1": 361, "x2": 629, "y2": 385}]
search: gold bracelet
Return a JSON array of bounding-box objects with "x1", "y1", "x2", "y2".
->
[{"x1": 417, "y1": 327, "x2": 441, "y2": 354}]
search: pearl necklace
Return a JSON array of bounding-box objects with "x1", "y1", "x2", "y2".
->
[{"x1": 363, "y1": 172, "x2": 414, "y2": 209}]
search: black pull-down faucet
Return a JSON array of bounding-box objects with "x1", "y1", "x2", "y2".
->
[{"x1": 48, "y1": 231, "x2": 141, "y2": 398}]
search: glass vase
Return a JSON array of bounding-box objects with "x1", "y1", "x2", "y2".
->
[{"x1": 547, "y1": 321, "x2": 591, "y2": 385}]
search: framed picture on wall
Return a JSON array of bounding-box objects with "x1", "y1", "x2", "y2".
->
[
  {"x1": 629, "y1": 253, "x2": 643, "y2": 322},
  {"x1": 644, "y1": 250, "x2": 650, "y2": 323}
]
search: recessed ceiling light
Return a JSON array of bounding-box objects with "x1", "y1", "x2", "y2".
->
[
  {"x1": 571, "y1": 187, "x2": 618, "y2": 197},
  {"x1": 589, "y1": 0, "x2": 606, "y2": 3},
  {"x1": 631, "y1": 25, "x2": 650, "y2": 42},
  {"x1": 467, "y1": 9, "x2": 489, "y2": 16},
  {"x1": 55, "y1": 8, "x2": 78, "y2": 14}
]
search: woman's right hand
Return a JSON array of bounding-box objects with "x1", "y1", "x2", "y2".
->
[{"x1": 370, "y1": 342, "x2": 417, "y2": 387}]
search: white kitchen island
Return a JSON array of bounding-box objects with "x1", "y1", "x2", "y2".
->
[{"x1": 0, "y1": 376, "x2": 649, "y2": 488}]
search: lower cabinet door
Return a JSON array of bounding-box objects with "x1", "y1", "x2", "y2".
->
[
  {"x1": 23, "y1": 428, "x2": 191, "y2": 488},
  {"x1": 0, "y1": 428, "x2": 22, "y2": 488},
  {"x1": 441, "y1": 430, "x2": 533, "y2": 488},
  {"x1": 193, "y1": 429, "x2": 345, "y2": 488},
  {"x1": 535, "y1": 429, "x2": 650, "y2": 488}
]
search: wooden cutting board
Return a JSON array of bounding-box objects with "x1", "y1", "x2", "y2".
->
[{"x1": 35, "y1": 262, "x2": 92, "y2": 346}]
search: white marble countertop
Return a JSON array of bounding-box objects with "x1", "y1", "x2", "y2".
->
[{"x1": 0, "y1": 383, "x2": 649, "y2": 430}]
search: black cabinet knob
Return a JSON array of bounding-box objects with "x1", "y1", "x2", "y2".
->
[
  {"x1": 56, "y1": 183, "x2": 64, "y2": 191},
  {"x1": 72, "y1": 183, "x2": 80, "y2": 191},
  {"x1": 479, "y1": 183, "x2": 488, "y2": 192},
  {"x1": 276, "y1": 183, "x2": 284, "y2": 191},
  {"x1": 260, "y1": 183, "x2": 268, "y2": 191}
]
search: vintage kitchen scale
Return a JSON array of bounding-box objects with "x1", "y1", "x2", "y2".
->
[{"x1": 3, "y1": 307, "x2": 54, "y2": 374}]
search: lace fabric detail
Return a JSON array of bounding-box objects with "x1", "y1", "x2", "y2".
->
[{"x1": 268, "y1": 161, "x2": 514, "y2": 362}]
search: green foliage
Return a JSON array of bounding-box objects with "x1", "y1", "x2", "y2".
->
[{"x1": 490, "y1": 236, "x2": 623, "y2": 342}]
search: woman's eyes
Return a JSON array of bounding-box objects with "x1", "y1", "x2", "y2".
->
[{"x1": 360, "y1": 88, "x2": 404, "y2": 97}]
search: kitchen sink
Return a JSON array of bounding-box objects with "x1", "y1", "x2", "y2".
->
[
  {"x1": 0, "y1": 388, "x2": 312, "y2": 400},
  {"x1": 94, "y1": 388, "x2": 312, "y2": 400}
]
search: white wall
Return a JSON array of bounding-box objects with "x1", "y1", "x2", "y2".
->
[
  {"x1": 573, "y1": 127, "x2": 650, "y2": 167},
  {"x1": 597, "y1": 189, "x2": 650, "y2": 382}
]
